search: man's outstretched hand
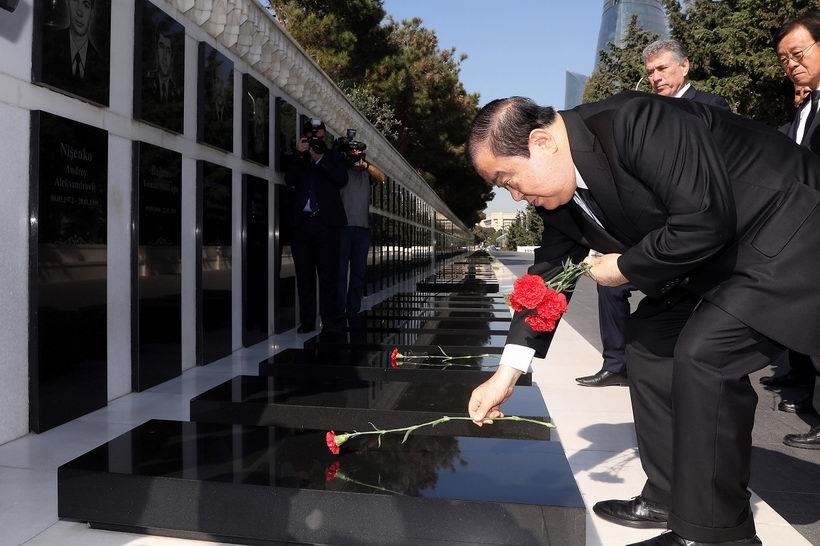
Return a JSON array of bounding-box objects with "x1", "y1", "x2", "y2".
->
[{"x1": 468, "y1": 365, "x2": 523, "y2": 425}]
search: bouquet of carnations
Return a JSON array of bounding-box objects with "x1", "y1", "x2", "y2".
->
[{"x1": 506, "y1": 259, "x2": 589, "y2": 332}]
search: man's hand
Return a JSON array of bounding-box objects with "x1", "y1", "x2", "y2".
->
[
  {"x1": 468, "y1": 365, "x2": 522, "y2": 425},
  {"x1": 583, "y1": 253, "x2": 628, "y2": 286},
  {"x1": 296, "y1": 138, "x2": 309, "y2": 153}
]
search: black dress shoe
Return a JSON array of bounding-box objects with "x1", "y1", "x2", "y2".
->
[
  {"x1": 759, "y1": 369, "x2": 804, "y2": 387},
  {"x1": 297, "y1": 323, "x2": 315, "y2": 334},
  {"x1": 777, "y1": 397, "x2": 816, "y2": 414},
  {"x1": 592, "y1": 495, "x2": 668, "y2": 528},
  {"x1": 783, "y1": 425, "x2": 820, "y2": 449},
  {"x1": 627, "y1": 531, "x2": 761, "y2": 545},
  {"x1": 575, "y1": 369, "x2": 628, "y2": 387}
]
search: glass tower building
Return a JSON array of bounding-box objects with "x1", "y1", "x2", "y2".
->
[{"x1": 595, "y1": 0, "x2": 668, "y2": 65}]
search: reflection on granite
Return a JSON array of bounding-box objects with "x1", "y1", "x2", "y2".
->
[
  {"x1": 304, "y1": 330, "x2": 508, "y2": 353},
  {"x1": 258, "y1": 347, "x2": 532, "y2": 386},
  {"x1": 357, "y1": 305, "x2": 511, "y2": 321},
  {"x1": 59, "y1": 419, "x2": 584, "y2": 545},
  {"x1": 190, "y1": 375, "x2": 548, "y2": 439}
]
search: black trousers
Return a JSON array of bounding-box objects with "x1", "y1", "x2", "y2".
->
[
  {"x1": 597, "y1": 283, "x2": 636, "y2": 374},
  {"x1": 626, "y1": 294, "x2": 783, "y2": 543},
  {"x1": 290, "y1": 214, "x2": 341, "y2": 327}
]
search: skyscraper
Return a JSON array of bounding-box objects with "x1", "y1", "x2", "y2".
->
[
  {"x1": 565, "y1": 70, "x2": 589, "y2": 109},
  {"x1": 595, "y1": 0, "x2": 668, "y2": 65}
]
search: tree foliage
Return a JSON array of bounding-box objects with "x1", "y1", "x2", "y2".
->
[
  {"x1": 584, "y1": 17, "x2": 659, "y2": 103},
  {"x1": 267, "y1": 1, "x2": 493, "y2": 226},
  {"x1": 661, "y1": 0, "x2": 820, "y2": 126},
  {"x1": 505, "y1": 206, "x2": 543, "y2": 250}
]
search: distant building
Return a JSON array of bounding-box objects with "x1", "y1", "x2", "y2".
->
[
  {"x1": 479, "y1": 212, "x2": 517, "y2": 231},
  {"x1": 595, "y1": 0, "x2": 668, "y2": 67},
  {"x1": 565, "y1": 71, "x2": 588, "y2": 109}
]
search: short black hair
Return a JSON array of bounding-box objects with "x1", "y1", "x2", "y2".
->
[
  {"x1": 467, "y1": 96, "x2": 556, "y2": 162},
  {"x1": 774, "y1": 11, "x2": 820, "y2": 49}
]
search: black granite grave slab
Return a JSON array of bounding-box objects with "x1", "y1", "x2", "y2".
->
[
  {"x1": 190, "y1": 375, "x2": 549, "y2": 440},
  {"x1": 345, "y1": 322, "x2": 510, "y2": 336},
  {"x1": 59, "y1": 419, "x2": 584, "y2": 545},
  {"x1": 258, "y1": 347, "x2": 532, "y2": 386},
  {"x1": 355, "y1": 309, "x2": 511, "y2": 322},
  {"x1": 416, "y1": 280, "x2": 500, "y2": 294},
  {"x1": 305, "y1": 330, "x2": 509, "y2": 353}
]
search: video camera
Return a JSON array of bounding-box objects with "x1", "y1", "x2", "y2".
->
[
  {"x1": 334, "y1": 128, "x2": 368, "y2": 168},
  {"x1": 302, "y1": 118, "x2": 327, "y2": 154}
]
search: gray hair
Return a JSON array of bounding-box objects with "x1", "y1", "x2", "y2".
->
[{"x1": 642, "y1": 39, "x2": 688, "y2": 64}]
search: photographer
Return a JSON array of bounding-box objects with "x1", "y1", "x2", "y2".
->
[
  {"x1": 335, "y1": 130, "x2": 386, "y2": 317},
  {"x1": 285, "y1": 119, "x2": 348, "y2": 333}
]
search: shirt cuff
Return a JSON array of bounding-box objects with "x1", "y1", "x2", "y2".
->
[{"x1": 500, "y1": 344, "x2": 536, "y2": 373}]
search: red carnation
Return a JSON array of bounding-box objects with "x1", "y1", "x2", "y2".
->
[
  {"x1": 326, "y1": 431, "x2": 340, "y2": 454},
  {"x1": 536, "y1": 290, "x2": 568, "y2": 322},
  {"x1": 510, "y1": 274, "x2": 549, "y2": 309},
  {"x1": 390, "y1": 347, "x2": 400, "y2": 368},
  {"x1": 525, "y1": 313, "x2": 558, "y2": 332}
]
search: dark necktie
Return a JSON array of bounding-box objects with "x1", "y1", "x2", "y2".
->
[
  {"x1": 73, "y1": 52, "x2": 83, "y2": 78},
  {"x1": 576, "y1": 187, "x2": 606, "y2": 228},
  {"x1": 801, "y1": 90, "x2": 820, "y2": 146}
]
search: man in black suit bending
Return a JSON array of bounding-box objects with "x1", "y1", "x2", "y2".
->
[
  {"x1": 577, "y1": 38, "x2": 730, "y2": 388},
  {"x1": 286, "y1": 119, "x2": 348, "y2": 333},
  {"x1": 467, "y1": 92, "x2": 820, "y2": 545}
]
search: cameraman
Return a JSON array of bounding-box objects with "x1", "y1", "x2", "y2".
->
[
  {"x1": 285, "y1": 119, "x2": 348, "y2": 333},
  {"x1": 335, "y1": 131, "x2": 386, "y2": 317}
]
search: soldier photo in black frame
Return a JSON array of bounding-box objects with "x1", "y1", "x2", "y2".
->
[
  {"x1": 133, "y1": 0, "x2": 185, "y2": 134},
  {"x1": 32, "y1": 0, "x2": 111, "y2": 106},
  {"x1": 274, "y1": 97, "x2": 296, "y2": 172},
  {"x1": 197, "y1": 42, "x2": 234, "y2": 153},
  {"x1": 242, "y1": 74, "x2": 270, "y2": 166}
]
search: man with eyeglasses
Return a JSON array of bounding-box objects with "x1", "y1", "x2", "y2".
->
[{"x1": 767, "y1": 11, "x2": 820, "y2": 450}]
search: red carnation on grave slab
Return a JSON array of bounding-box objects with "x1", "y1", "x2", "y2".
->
[
  {"x1": 390, "y1": 347, "x2": 399, "y2": 368},
  {"x1": 326, "y1": 431, "x2": 340, "y2": 455}
]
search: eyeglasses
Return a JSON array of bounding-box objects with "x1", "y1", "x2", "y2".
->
[{"x1": 777, "y1": 40, "x2": 819, "y2": 67}]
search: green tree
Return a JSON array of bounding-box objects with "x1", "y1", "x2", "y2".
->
[
  {"x1": 267, "y1": 2, "x2": 493, "y2": 226},
  {"x1": 505, "y1": 206, "x2": 542, "y2": 249},
  {"x1": 661, "y1": 0, "x2": 820, "y2": 126},
  {"x1": 583, "y1": 17, "x2": 659, "y2": 103}
]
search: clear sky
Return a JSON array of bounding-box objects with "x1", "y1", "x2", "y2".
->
[{"x1": 381, "y1": 0, "x2": 605, "y2": 215}]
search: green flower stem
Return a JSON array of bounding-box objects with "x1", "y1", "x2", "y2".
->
[
  {"x1": 336, "y1": 415, "x2": 555, "y2": 448},
  {"x1": 545, "y1": 259, "x2": 591, "y2": 293}
]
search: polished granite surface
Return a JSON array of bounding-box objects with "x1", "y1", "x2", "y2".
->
[
  {"x1": 257, "y1": 346, "x2": 531, "y2": 386},
  {"x1": 303, "y1": 331, "x2": 509, "y2": 352},
  {"x1": 189, "y1": 375, "x2": 549, "y2": 438},
  {"x1": 354, "y1": 308, "x2": 511, "y2": 321},
  {"x1": 59, "y1": 419, "x2": 583, "y2": 545}
]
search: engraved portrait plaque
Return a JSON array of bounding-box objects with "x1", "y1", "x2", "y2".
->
[
  {"x1": 134, "y1": 0, "x2": 185, "y2": 133},
  {"x1": 198, "y1": 42, "x2": 234, "y2": 152},
  {"x1": 33, "y1": 0, "x2": 111, "y2": 106}
]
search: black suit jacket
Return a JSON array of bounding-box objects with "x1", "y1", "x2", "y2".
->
[
  {"x1": 681, "y1": 86, "x2": 730, "y2": 110},
  {"x1": 783, "y1": 94, "x2": 820, "y2": 154},
  {"x1": 285, "y1": 149, "x2": 348, "y2": 227},
  {"x1": 509, "y1": 91, "x2": 820, "y2": 356}
]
